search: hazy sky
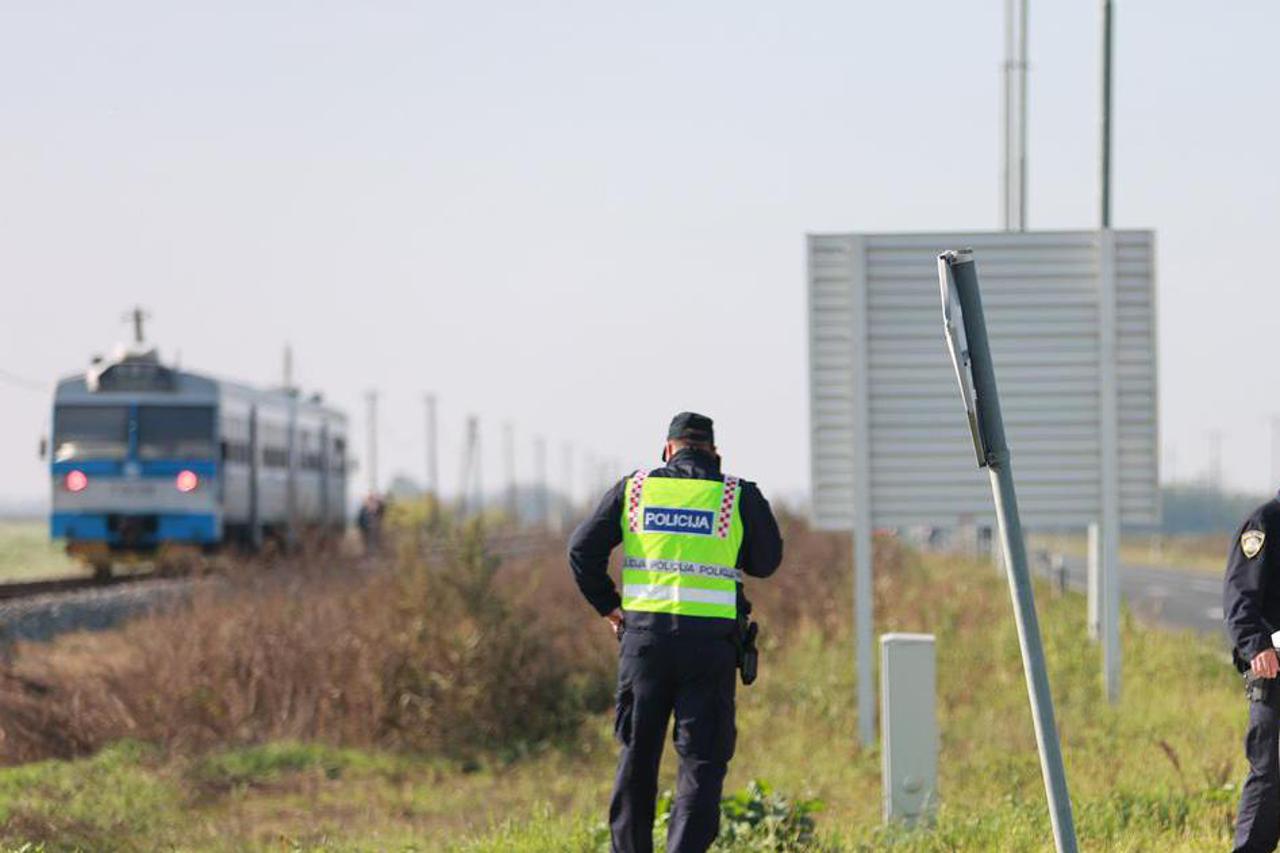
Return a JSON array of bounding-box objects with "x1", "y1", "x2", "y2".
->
[{"x1": 2, "y1": 1, "x2": 1277, "y2": 511}]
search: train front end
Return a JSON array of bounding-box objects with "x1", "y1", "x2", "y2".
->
[{"x1": 50, "y1": 350, "x2": 221, "y2": 571}]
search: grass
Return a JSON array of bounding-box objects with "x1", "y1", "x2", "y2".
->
[
  {"x1": 0, "y1": 531, "x2": 1247, "y2": 850},
  {"x1": 1031, "y1": 531, "x2": 1230, "y2": 576},
  {"x1": 0, "y1": 521, "x2": 82, "y2": 583}
]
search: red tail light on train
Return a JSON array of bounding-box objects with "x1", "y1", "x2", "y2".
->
[
  {"x1": 175, "y1": 470, "x2": 199, "y2": 493},
  {"x1": 64, "y1": 470, "x2": 88, "y2": 492}
]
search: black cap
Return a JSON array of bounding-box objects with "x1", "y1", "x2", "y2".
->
[{"x1": 667, "y1": 412, "x2": 715, "y2": 444}]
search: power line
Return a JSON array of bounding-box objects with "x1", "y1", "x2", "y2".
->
[{"x1": 0, "y1": 368, "x2": 46, "y2": 392}]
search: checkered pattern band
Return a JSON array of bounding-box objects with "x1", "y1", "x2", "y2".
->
[
  {"x1": 715, "y1": 475, "x2": 740, "y2": 539},
  {"x1": 626, "y1": 469, "x2": 650, "y2": 533}
]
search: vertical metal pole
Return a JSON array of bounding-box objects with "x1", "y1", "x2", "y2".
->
[
  {"x1": 1208, "y1": 430, "x2": 1223, "y2": 493},
  {"x1": 534, "y1": 436, "x2": 548, "y2": 529},
  {"x1": 424, "y1": 394, "x2": 438, "y2": 499},
  {"x1": 1099, "y1": 0, "x2": 1114, "y2": 228},
  {"x1": 128, "y1": 306, "x2": 148, "y2": 345},
  {"x1": 364, "y1": 390, "x2": 378, "y2": 496},
  {"x1": 1098, "y1": 231, "x2": 1122, "y2": 703},
  {"x1": 848, "y1": 235, "x2": 876, "y2": 747},
  {"x1": 1016, "y1": 0, "x2": 1029, "y2": 230},
  {"x1": 1103, "y1": 516, "x2": 1122, "y2": 704},
  {"x1": 458, "y1": 417, "x2": 472, "y2": 518},
  {"x1": 583, "y1": 451, "x2": 596, "y2": 505},
  {"x1": 1087, "y1": 522, "x2": 1101, "y2": 641},
  {"x1": 1001, "y1": 0, "x2": 1014, "y2": 229},
  {"x1": 504, "y1": 421, "x2": 518, "y2": 522},
  {"x1": 562, "y1": 442, "x2": 575, "y2": 523},
  {"x1": 854, "y1": 526, "x2": 874, "y2": 746},
  {"x1": 946, "y1": 251, "x2": 1078, "y2": 852},
  {"x1": 472, "y1": 417, "x2": 483, "y2": 515}
]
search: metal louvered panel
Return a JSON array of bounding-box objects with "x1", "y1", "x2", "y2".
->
[
  {"x1": 807, "y1": 230, "x2": 1158, "y2": 531},
  {"x1": 807, "y1": 235, "x2": 859, "y2": 530}
]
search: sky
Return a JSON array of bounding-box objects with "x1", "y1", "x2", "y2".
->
[{"x1": 1, "y1": 1, "x2": 1278, "y2": 513}]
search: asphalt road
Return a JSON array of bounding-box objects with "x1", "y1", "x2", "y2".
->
[{"x1": 1050, "y1": 553, "x2": 1225, "y2": 639}]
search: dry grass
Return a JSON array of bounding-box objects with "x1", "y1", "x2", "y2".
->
[
  {"x1": 0, "y1": 518, "x2": 616, "y2": 765},
  {"x1": 0, "y1": 510, "x2": 859, "y2": 767},
  {"x1": 0, "y1": 515, "x2": 1249, "y2": 849}
]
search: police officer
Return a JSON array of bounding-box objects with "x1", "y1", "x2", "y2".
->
[
  {"x1": 1225, "y1": 494, "x2": 1280, "y2": 852},
  {"x1": 569, "y1": 412, "x2": 783, "y2": 853}
]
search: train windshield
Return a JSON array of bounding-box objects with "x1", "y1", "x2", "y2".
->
[
  {"x1": 138, "y1": 406, "x2": 216, "y2": 460},
  {"x1": 53, "y1": 406, "x2": 129, "y2": 461}
]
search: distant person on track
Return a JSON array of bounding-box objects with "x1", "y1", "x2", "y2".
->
[
  {"x1": 1225, "y1": 495, "x2": 1280, "y2": 852},
  {"x1": 568, "y1": 412, "x2": 783, "y2": 853},
  {"x1": 357, "y1": 493, "x2": 385, "y2": 555}
]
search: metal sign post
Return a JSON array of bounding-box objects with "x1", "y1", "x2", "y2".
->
[{"x1": 938, "y1": 249, "x2": 1079, "y2": 853}]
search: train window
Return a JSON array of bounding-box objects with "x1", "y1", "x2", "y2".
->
[
  {"x1": 96, "y1": 362, "x2": 176, "y2": 391},
  {"x1": 53, "y1": 406, "x2": 129, "y2": 461},
  {"x1": 223, "y1": 441, "x2": 252, "y2": 465},
  {"x1": 332, "y1": 437, "x2": 346, "y2": 473},
  {"x1": 138, "y1": 406, "x2": 216, "y2": 460}
]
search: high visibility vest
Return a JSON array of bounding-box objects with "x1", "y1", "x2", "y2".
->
[{"x1": 619, "y1": 469, "x2": 744, "y2": 621}]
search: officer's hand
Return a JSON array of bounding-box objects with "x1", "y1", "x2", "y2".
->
[
  {"x1": 604, "y1": 608, "x2": 624, "y2": 637},
  {"x1": 1252, "y1": 649, "x2": 1279, "y2": 679}
]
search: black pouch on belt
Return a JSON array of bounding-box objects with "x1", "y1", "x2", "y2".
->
[
  {"x1": 735, "y1": 615, "x2": 759, "y2": 686},
  {"x1": 1245, "y1": 672, "x2": 1277, "y2": 705}
]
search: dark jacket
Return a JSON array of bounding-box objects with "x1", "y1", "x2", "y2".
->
[
  {"x1": 1224, "y1": 495, "x2": 1280, "y2": 672},
  {"x1": 568, "y1": 448, "x2": 783, "y2": 637}
]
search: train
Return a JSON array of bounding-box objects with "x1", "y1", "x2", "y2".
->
[{"x1": 48, "y1": 341, "x2": 348, "y2": 573}]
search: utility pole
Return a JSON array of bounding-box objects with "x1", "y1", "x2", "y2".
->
[
  {"x1": 459, "y1": 416, "x2": 482, "y2": 517},
  {"x1": 583, "y1": 451, "x2": 597, "y2": 503},
  {"x1": 534, "y1": 435, "x2": 548, "y2": 529},
  {"x1": 1017, "y1": 0, "x2": 1028, "y2": 229},
  {"x1": 1001, "y1": 0, "x2": 1029, "y2": 230},
  {"x1": 423, "y1": 394, "x2": 438, "y2": 499},
  {"x1": 1099, "y1": 0, "x2": 1115, "y2": 228},
  {"x1": 365, "y1": 390, "x2": 379, "y2": 496},
  {"x1": 504, "y1": 421, "x2": 519, "y2": 522},
  {"x1": 560, "y1": 441, "x2": 575, "y2": 531},
  {"x1": 1208, "y1": 430, "x2": 1224, "y2": 493}
]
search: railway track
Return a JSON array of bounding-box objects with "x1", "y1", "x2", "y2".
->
[{"x1": 0, "y1": 573, "x2": 153, "y2": 602}]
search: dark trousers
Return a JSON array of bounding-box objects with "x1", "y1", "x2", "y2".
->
[
  {"x1": 1236, "y1": 689, "x2": 1280, "y2": 852},
  {"x1": 609, "y1": 630, "x2": 737, "y2": 853}
]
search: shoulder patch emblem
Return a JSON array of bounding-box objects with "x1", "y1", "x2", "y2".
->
[{"x1": 1242, "y1": 530, "x2": 1266, "y2": 559}]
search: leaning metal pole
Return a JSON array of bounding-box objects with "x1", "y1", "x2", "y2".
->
[{"x1": 938, "y1": 250, "x2": 1078, "y2": 852}]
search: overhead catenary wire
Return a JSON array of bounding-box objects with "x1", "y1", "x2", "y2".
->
[{"x1": 0, "y1": 368, "x2": 47, "y2": 392}]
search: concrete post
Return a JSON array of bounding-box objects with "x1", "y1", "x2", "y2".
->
[{"x1": 881, "y1": 634, "x2": 938, "y2": 826}]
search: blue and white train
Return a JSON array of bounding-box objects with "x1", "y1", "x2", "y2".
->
[{"x1": 49, "y1": 346, "x2": 348, "y2": 570}]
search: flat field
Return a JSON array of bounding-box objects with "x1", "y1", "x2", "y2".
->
[
  {"x1": 0, "y1": 520, "x2": 1247, "y2": 850},
  {"x1": 0, "y1": 519, "x2": 84, "y2": 582}
]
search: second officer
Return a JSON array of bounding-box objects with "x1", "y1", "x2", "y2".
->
[{"x1": 1225, "y1": 492, "x2": 1280, "y2": 852}]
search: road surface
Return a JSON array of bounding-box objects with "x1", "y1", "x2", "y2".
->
[{"x1": 1053, "y1": 553, "x2": 1224, "y2": 638}]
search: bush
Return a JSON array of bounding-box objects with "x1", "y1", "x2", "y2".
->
[
  {"x1": 714, "y1": 780, "x2": 824, "y2": 850},
  {"x1": 642, "y1": 780, "x2": 824, "y2": 851}
]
